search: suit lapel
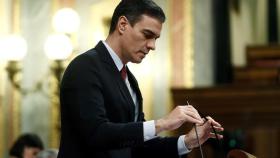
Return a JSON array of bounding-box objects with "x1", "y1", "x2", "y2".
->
[
  {"x1": 94, "y1": 41, "x2": 136, "y2": 120},
  {"x1": 127, "y1": 68, "x2": 143, "y2": 120}
]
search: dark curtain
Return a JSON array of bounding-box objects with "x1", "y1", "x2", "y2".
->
[
  {"x1": 268, "y1": 0, "x2": 278, "y2": 43},
  {"x1": 212, "y1": 0, "x2": 233, "y2": 84}
]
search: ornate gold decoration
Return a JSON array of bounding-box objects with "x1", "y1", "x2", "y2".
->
[
  {"x1": 183, "y1": 0, "x2": 194, "y2": 88},
  {"x1": 49, "y1": 60, "x2": 64, "y2": 148}
]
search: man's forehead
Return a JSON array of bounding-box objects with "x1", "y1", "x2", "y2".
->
[{"x1": 137, "y1": 15, "x2": 162, "y2": 34}]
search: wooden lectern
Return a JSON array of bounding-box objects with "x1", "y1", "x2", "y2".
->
[{"x1": 227, "y1": 149, "x2": 256, "y2": 158}]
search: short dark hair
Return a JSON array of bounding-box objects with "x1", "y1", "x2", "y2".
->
[
  {"x1": 9, "y1": 133, "x2": 44, "y2": 158},
  {"x1": 109, "y1": 0, "x2": 166, "y2": 34}
]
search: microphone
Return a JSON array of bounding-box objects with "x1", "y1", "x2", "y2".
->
[
  {"x1": 187, "y1": 101, "x2": 204, "y2": 158},
  {"x1": 187, "y1": 101, "x2": 221, "y2": 158}
]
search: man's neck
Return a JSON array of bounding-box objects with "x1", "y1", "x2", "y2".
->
[{"x1": 105, "y1": 34, "x2": 127, "y2": 64}]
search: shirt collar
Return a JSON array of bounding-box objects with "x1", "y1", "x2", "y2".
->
[{"x1": 102, "y1": 40, "x2": 124, "y2": 71}]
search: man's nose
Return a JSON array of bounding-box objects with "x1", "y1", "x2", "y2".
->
[{"x1": 147, "y1": 39, "x2": 156, "y2": 50}]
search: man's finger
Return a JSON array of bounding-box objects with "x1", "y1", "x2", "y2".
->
[
  {"x1": 206, "y1": 116, "x2": 222, "y2": 127},
  {"x1": 210, "y1": 133, "x2": 223, "y2": 139},
  {"x1": 213, "y1": 126, "x2": 224, "y2": 132}
]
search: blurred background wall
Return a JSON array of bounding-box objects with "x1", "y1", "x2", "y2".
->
[{"x1": 0, "y1": 0, "x2": 279, "y2": 158}]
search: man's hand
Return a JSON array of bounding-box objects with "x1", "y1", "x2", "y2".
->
[
  {"x1": 184, "y1": 117, "x2": 224, "y2": 150},
  {"x1": 155, "y1": 105, "x2": 204, "y2": 134}
]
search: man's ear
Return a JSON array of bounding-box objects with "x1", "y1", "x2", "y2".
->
[{"x1": 117, "y1": 16, "x2": 129, "y2": 34}]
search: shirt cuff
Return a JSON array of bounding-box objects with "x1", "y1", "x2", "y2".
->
[
  {"x1": 143, "y1": 120, "x2": 157, "y2": 141},
  {"x1": 178, "y1": 135, "x2": 191, "y2": 155}
]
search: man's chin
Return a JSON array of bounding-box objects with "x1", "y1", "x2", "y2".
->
[{"x1": 131, "y1": 58, "x2": 143, "y2": 64}]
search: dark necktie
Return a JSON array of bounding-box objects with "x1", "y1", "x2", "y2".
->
[{"x1": 121, "y1": 65, "x2": 127, "y2": 80}]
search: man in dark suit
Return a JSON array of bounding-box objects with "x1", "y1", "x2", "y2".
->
[{"x1": 58, "y1": 0, "x2": 223, "y2": 158}]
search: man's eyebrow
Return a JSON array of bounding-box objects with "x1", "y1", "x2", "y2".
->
[{"x1": 142, "y1": 29, "x2": 160, "y2": 38}]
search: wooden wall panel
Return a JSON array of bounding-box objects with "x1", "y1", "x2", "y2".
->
[{"x1": 172, "y1": 85, "x2": 280, "y2": 158}]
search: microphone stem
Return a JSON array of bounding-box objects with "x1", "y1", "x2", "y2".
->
[{"x1": 194, "y1": 124, "x2": 204, "y2": 158}]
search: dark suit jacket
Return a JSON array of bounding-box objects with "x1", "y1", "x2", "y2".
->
[{"x1": 58, "y1": 41, "x2": 181, "y2": 158}]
